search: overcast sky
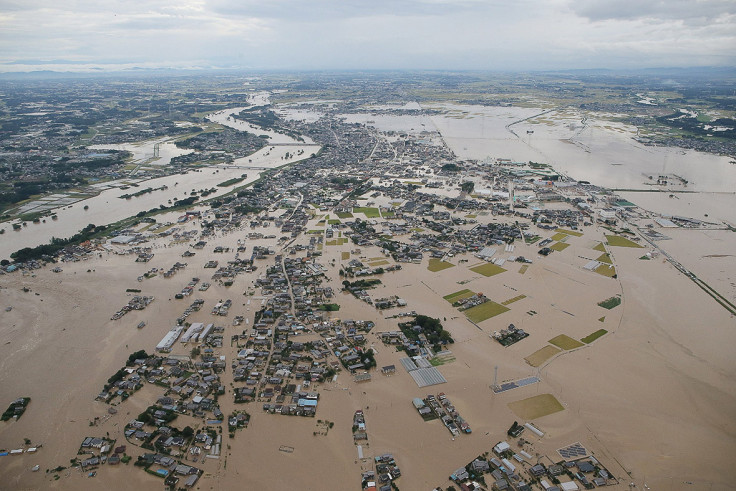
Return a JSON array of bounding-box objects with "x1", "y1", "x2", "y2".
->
[{"x1": 1, "y1": 0, "x2": 734, "y2": 72}]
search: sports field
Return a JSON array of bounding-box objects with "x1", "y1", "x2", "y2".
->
[
  {"x1": 524, "y1": 345, "x2": 561, "y2": 367},
  {"x1": 508, "y1": 394, "x2": 565, "y2": 419},
  {"x1": 470, "y1": 263, "x2": 507, "y2": 277},
  {"x1": 464, "y1": 301, "x2": 510, "y2": 323}
]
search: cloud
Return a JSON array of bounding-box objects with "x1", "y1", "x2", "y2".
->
[
  {"x1": 568, "y1": 0, "x2": 736, "y2": 24},
  {"x1": 206, "y1": 0, "x2": 498, "y2": 21},
  {"x1": 0, "y1": 0, "x2": 733, "y2": 72}
]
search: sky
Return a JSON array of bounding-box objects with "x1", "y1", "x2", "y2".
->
[{"x1": 0, "y1": 0, "x2": 734, "y2": 73}]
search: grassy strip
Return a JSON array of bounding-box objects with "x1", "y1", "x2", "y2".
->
[{"x1": 217, "y1": 176, "x2": 247, "y2": 187}]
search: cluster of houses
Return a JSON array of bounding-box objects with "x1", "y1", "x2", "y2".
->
[
  {"x1": 162, "y1": 261, "x2": 187, "y2": 278},
  {"x1": 362, "y1": 452, "x2": 402, "y2": 491},
  {"x1": 446, "y1": 440, "x2": 617, "y2": 491},
  {"x1": 12, "y1": 84, "x2": 654, "y2": 489},
  {"x1": 261, "y1": 391, "x2": 320, "y2": 417},
  {"x1": 77, "y1": 437, "x2": 121, "y2": 470},
  {"x1": 137, "y1": 452, "x2": 203, "y2": 488},
  {"x1": 176, "y1": 298, "x2": 205, "y2": 325},
  {"x1": 492, "y1": 324, "x2": 529, "y2": 347},
  {"x1": 110, "y1": 295, "x2": 154, "y2": 321},
  {"x1": 175, "y1": 277, "x2": 201, "y2": 298},
  {"x1": 352, "y1": 409, "x2": 368, "y2": 442},
  {"x1": 413, "y1": 393, "x2": 471, "y2": 435}
]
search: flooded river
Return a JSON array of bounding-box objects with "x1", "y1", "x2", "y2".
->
[{"x1": 0, "y1": 92, "x2": 320, "y2": 260}]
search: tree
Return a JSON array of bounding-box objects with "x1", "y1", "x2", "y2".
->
[{"x1": 460, "y1": 181, "x2": 474, "y2": 194}]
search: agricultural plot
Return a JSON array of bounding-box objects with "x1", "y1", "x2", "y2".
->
[
  {"x1": 428, "y1": 258, "x2": 455, "y2": 272},
  {"x1": 369, "y1": 260, "x2": 389, "y2": 266},
  {"x1": 501, "y1": 294, "x2": 526, "y2": 306},
  {"x1": 524, "y1": 345, "x2": 561, "y2": 367},
  {"x1": 550, "y1": 232, "x2": 568, "y2": 241},
  {"x1": 593, "y1": 242, "x2": 607, "y2": 252},
  {"x1": 464, "y1": 301, "x2": 510, "y2": 323},
  {"x1": 326, "y1": 238, "x2": 349, "y2": 246},
  {"x1": 508, "y1": 394, "x2": 564, "y2": 420},
  {"x1": 352, "y1": 207, "x2": 381, "y2": 218},
  {"x1": 595, "y1": 263, "x2": 617, "y2": 277},
  {"x1": 581, "y1": 329, "x2": 608, "y2": 344},
  {"x1": 341, "y1": 252, "x2": 350, "y2": 260},
  {"x1": 556, "y1": 228, "x2": 583, "y2": 237},
  {"x1": 336, "y1": 211, "x2": 353, "y2": 218},
  {"x1": 605, "y1": 234, "x2": 644, "y2": 248},
  {"x1": 470, "y1": 263, "x2": 507, "y2": 277},
  {"x1": 597, "y1": 296, "x2": 621, "y2": 309},
  {"x1": 518, "y1": 265, "x2": 529, "y2": 274},
  {"x1": 548, "y1": 334, "x2": 584, "y2": 350},
  {"x1": 443, "y1": 289, "x2": 476, "y2": 303},
  {"x1": 550, "y1": 242, "x2": 570, "y2": 251},
  {"x1": 596, "y1": 253, "x2": 612, "y2": 264}
]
